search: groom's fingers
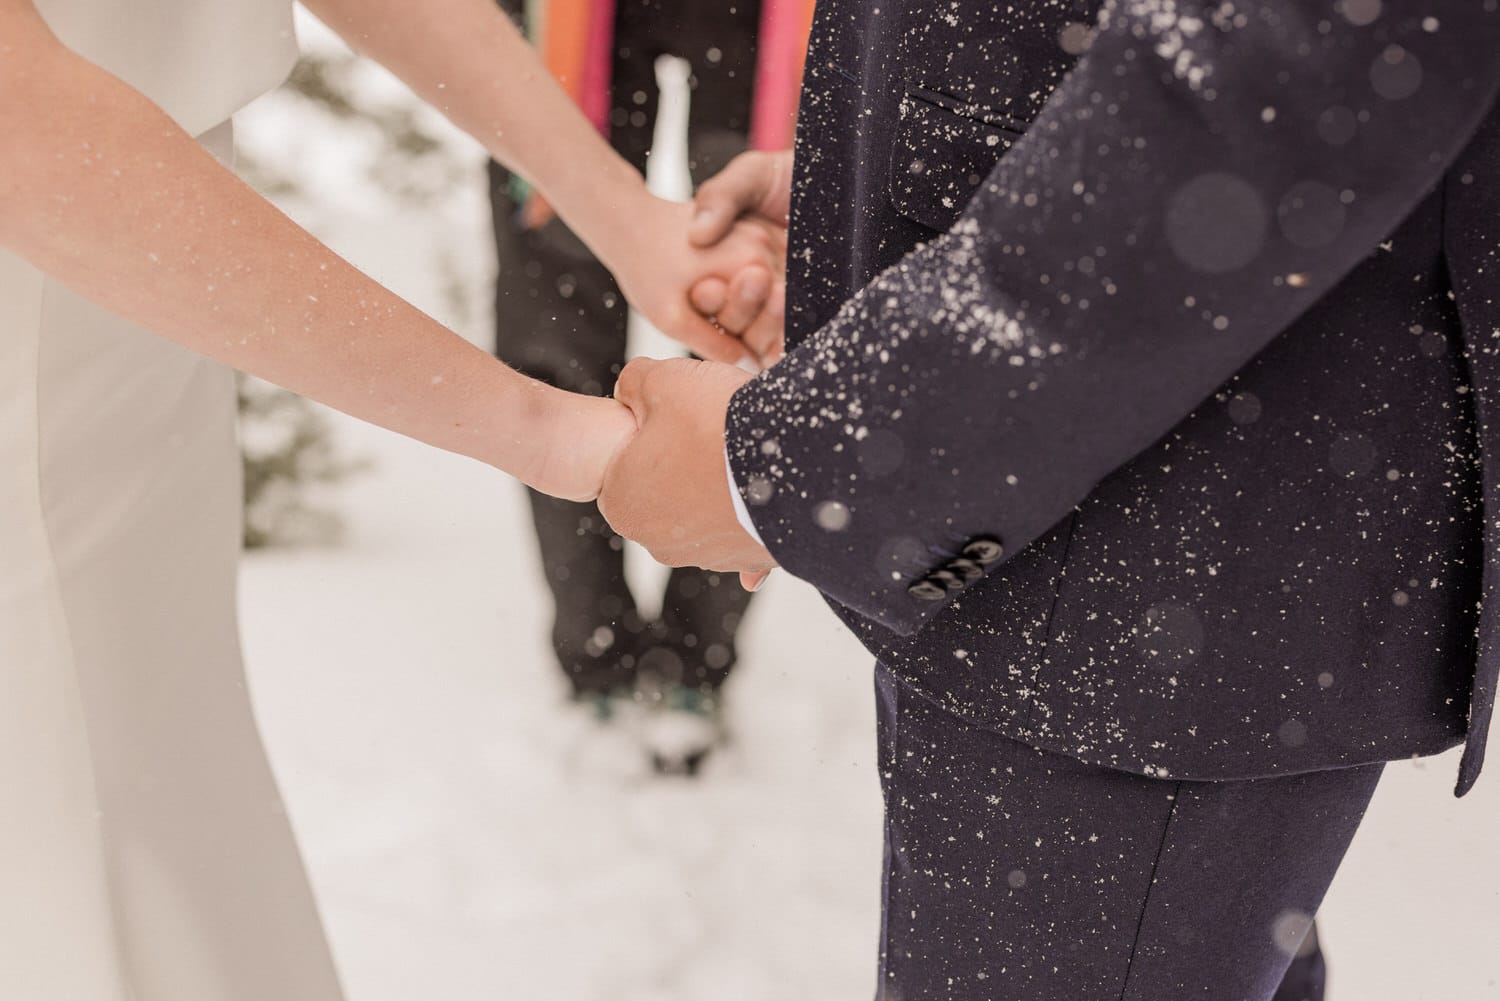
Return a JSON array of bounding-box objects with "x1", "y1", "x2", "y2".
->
[
  {"x1": 689, "y1": 276, "x2": 729, "y2": 318},
  {"x1": 689, "y1": 202, "x2": 737, "y2": 249},
  {"x1": 690, "y1": 179, "x2": 756, "y2": 248},
  {"x1": 612, "y1": 356, "x2": 657, "y2": 419},
  {"x1": 615, "y1": 355, "x2": 697, "y2": 418},
  {"x1": 690, "y1": 152, "x2": 779, "y2": 247},
  {"x1": 739, "y1": 570, "x2": 771, "y2": 592},
  {"x1": 712, "y1": 265, "x2": 772, "y2": 336},
  {"x1": 689, "y1": 268, "x2": 776, "y2": 364},
  {"x1": 741, "y1": 280, "x2": 786, "y2": 364},
  {"x1": 669, "y1": 306, "x2": 754, "y2": 366}
]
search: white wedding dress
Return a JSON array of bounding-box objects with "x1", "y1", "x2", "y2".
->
[{"x1": 0, "y1": 4, "x2": 345, "y2": 999}]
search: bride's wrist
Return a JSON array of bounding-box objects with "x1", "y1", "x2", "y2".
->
[
  {"x1": 493, "y1": 377, "x2": 563, "y2": 476},
  {"x1": 502, "y1": 381, "x2": 635, "y2": 500},
  {"x1": 573, "y1": 183, "x2": 661, "y2": 279}
]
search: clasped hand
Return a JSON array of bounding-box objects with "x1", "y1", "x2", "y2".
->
[
  {"x1": 597, "y1": 151, "x2": 793, "y2": 586},
  {"x1": 614, "y1": 151, "x2": 791, "y2": 370}
]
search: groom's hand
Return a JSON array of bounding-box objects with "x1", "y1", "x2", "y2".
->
[
  {"x1": 599, "y1": 357, "x2": 776, "y2": 575},
  {"x1": 687, "y1": 151, "x2": 795, "y2": 367},
  {"x1": 689, "y1": 150, "x2": 794, "y2": 245},
  {"x1": 612, "y1": 196, "x2": 783, "y2": 368}
]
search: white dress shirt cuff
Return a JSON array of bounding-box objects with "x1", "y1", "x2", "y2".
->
[{"x1": 725, "y1": 448, "x2": 765, "y2": 547}]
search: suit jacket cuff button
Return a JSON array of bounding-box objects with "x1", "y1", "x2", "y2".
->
[
  {"x1": 907, "y1": 579, "x2": 948, "y2": 601},
  {"x1": 948, "y1": 557, "x2": 985, "y2": 583},
  {"x1": 962, "y1": 536, "x2": 1005, "y2": 565},
  {"x1": 928, "y1": 569, "x2": 964, "y2": 591}
]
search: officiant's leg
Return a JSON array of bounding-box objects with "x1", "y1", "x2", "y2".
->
[
  {"x1": 636, "y1": 0, "x2": 762, "y2": 703},
  {"x1": 490, "y1": 169, "x2": 641, "y2": 694},
  {"x1": 874, "y1": 664, "x2": 1379, "y2": 1001},
  {"x1": 487, "y1": 31, "x2": 664, "y2": 697},
  {"x1": 650, "y1": 569, "x2": 752, "y2": 694}
]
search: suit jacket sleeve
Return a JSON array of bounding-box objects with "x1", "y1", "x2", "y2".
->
[{"x1": 726, "y1": 0, "x2": 1500, "y2": 636}]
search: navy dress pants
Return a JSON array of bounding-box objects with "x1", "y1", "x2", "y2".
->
[{"x1": 875, "y1": 665, "x2": 1381, "y2": 1001}]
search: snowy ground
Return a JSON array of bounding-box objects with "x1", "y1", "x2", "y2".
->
[
  {"x1": 235, "y1": 18, "x2": 1500, "y2": 1001},
  {"x1": 239, "y1": 412, "x2": 882, "y2": 1001}
]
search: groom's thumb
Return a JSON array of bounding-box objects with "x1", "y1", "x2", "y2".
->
[{"x1": 613, "y1": 357, "x2": 658, "y2": 419}]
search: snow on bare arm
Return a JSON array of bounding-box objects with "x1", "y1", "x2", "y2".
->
[
  {"x1": 301, "y1": 0, "x2": 774, "y2": 365},
  {"x1": 0, "y1": 0, "x2": 630, "y2": 502}
]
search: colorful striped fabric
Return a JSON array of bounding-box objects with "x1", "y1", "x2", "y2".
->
[
  {"x1": 749, "y1": 0, "x2": 816, "y2": 151},
  {"x1": 519, "y1": 0, "x2": 815, "y2": 227},
  {"x1": 535, "y1": 0, "x2": 617, "y2": 131}
]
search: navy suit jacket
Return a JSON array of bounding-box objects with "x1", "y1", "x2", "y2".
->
[{"x1": 727, "y1": 0, "x2": 1500, "y2": 793}]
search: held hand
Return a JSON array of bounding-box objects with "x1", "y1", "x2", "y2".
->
[
  {"x1": 611, "y1": 195, "x2": 784, "y2": 367},
  {"x1": 521, "y1": 387, "x2": 638, "y2": 504},
  {"x1": 686, "y1": 150, "x2": 795, "y2": 366},
  {"x1": 690, "y1": 265, "x2": 787, "y2": 369},
  {"x1": 692, "y1": 257, "x2": 787, "y2": 367},
  {"x1": 598, "y1": 357, "x2": 776, "y2": 575},
  {"x1": 689, "y1": 150, "x2": 794, "y2": 245}
]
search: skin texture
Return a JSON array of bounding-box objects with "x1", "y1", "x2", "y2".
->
[
  {"x1": 306, "y1": 0, "x2": 783, "y2": 363},
  {"x1": 0, "y1": 0, "x2": 778, "y2": 501},
  {"x1": 605, "y1": 151, "x2": 795, "y2": 589},
  {"x1": 688, "y1": 150, "x2": 793, "y2": 366},
  {"x1": 599, "y1": 357, "x2": 774, "y2": 578},
  {"x1": 689, "y1": 150, "x2": 793, "y2": 247}
]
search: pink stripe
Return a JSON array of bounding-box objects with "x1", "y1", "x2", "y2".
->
[
  {"x1": 750, "y1": 0, "x2": 813, "y2": 149},
  {"x1": 580, "y1": 0, "x2": 616, "y2": 133}
]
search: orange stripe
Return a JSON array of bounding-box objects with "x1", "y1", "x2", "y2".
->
[{"x1": 542, "y1": 0, "x2": 592, "y2": 98}]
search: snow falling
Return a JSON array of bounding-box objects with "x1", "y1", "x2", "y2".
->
[{"x1": 220, "y1": 6, "x2": 1500, "y2": 1001}]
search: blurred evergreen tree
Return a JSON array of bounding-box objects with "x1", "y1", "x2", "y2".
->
[
  {"x1": 238, "y1": 375, "x2": 368, "y2": 549},
  {"x1": 236, "y1": 42, "x2": 476, "y2": 548}
]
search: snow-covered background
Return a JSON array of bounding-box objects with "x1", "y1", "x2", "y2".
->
[{"x1": 233, "y1": 13, "x2": 1499, "y2": 1000}]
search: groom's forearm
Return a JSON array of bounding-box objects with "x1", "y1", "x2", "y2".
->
[
  {"x1": 727, "y1": 0, "x2": 1500, "y2": 635},
  {"x1": 304, "y1": 0, "x2": 651, "y2": 267}
]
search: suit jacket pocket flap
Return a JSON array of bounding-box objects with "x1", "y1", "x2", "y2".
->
[{"x1": 888, "y1": 87, "x2": 1023, "y2": 232}]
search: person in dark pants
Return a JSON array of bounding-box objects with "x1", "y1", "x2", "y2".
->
[
  {"x1": 599, "y1": 0, "x2": 1500, "y2": 992},
  {"x1": 488, "y1": 0, "x2": 763, "y2": 767},
  {"x1": 876, "y1": 663, "x2": 1348, "y2": 1001}
]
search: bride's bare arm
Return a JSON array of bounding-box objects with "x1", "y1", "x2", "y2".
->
[
  {"x1": 0, "y1": 0, "x2": 631, "y2": 501},
  {"x1": 304, "y1": 0, "x2": 644, "y2": 265},
  {"x1": 304, "y1": 0, "x2": 782, "y2": 363}
]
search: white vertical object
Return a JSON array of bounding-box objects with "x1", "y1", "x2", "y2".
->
[
  {"x1": 625, "y1": 54, "x2": 695, "y2": 611},
  {"x1": 627, "y1": 55, "x2": 695, "y2": 366}
]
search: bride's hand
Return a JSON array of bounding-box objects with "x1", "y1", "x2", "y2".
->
[
  {"x1": 605, "y1": 194, "x2": 785, "y2": 367},
  {"x1": 520, "y1": 387, "x2": 638, "y2": 503}
]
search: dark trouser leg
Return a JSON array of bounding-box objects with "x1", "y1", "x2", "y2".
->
[
  {"x1": 490, "y1": 0, "x2": 765, "y2": 697},
  {"x1": 874, "y1": 664, "x2": 1380, "y2": 1001},
  {"x1": 645, "y1": 570, "x2": 752, "y2": 693},
  {"x1": 487, "y1": 46, "x2": 660, "y2": 694},
  {"x1": 678, "y1": 0, "x2": 759, "y2": 184},
  {"x1": 519, "y1": 492, "x2": 646, "y2": 695},
  {"x1": 629, "y1": 0, "x2": 764, "y2": 697},
  {"x1": 1271, "y1": 922, "x2": 1327, "y2": 1001}
]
